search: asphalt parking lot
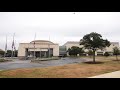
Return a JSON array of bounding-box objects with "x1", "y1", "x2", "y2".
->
[{"x1": 0, "y1": 57, "x2": 87, "y2": 70}]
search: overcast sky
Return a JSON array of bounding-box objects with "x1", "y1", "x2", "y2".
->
[{"x1": 0, "y1": 12, "x2": 120, "y2": 50}]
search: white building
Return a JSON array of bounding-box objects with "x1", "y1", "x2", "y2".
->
[
  {"x1": 63, "y1": 41, "x2": 119, "y2": 56},
  {"x1": 18, "y1": 40, "x2": 59, "y2": 60},
  {"x1": 18, "y1": 40, "x2": 120, "y2": 59}
]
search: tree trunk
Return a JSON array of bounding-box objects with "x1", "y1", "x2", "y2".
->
[
  {"x1": 93, "y1": 50, "x2": 96, "y2": 63},
  {"x1": 90, "y1": 55, "x2": 91, "y2": 58},
  {"x1": 116, "y1": 55, "x2": 118, "y2": 60}
]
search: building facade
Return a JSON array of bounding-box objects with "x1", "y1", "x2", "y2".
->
[
  {"x1": 63, "y1": 41, "x2": 119, "y2": 56},
  {"x1": 18, "y1": 40, "x2": 59, "y2": 60},
  {"x1": 18, "y1": 40, "x2": 120, "y2": 59},
  {"x1": 59, "y1": 46, "x2": 67, "y2": 57}
]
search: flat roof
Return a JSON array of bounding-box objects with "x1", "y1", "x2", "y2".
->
[{"x1": 64, "y1": 41, "x2": 119, "y2": 45}]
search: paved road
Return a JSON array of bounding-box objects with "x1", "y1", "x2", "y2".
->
[{"x1": 0, "y1": 57, "x2": 87, "y2": 70}]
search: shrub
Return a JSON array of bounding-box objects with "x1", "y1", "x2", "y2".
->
[{"x1": 104, "y1": 52, "x2": 110, "y2": 57}]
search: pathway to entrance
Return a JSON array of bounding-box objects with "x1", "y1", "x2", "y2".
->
[
  {"x1": 89, "y1": 70, "x2": 120, "y2": 78},
  {"x1": 0, "y1": 57, "x2": 87, "y2": 70}
]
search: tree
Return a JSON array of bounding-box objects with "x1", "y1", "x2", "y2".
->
[
  {"x1": 67, "y1": 48, "x2": 72, "y2": 56},
  {"x1": 87, "y1": 50, "x2": 93, "y2": 57},
  {"x1": 67, "y1": 46, "x2": 84, "y2": 56},
  {"x1": 79, "y1": 48, "x2": 84, "y2": 56},
  {"x1": 80, "y1": 32, "x2": 111, "y2": 63},
  {"x1": 6, "y1": 50, "x2": 12, "y2": 57},
  {"x1": 0, "y1": 50, "x2": 5, "y2": 57},
  {"x1": 104, "y1": 52, "x2": 110, "y2": 57},
  {"x1": 5, "y1": 50, "x2": 18, "y2": 57},
  {"x1": 14, "y1": 50, "x2": 18, "y2": 57},
  {"x1": 113, "y1": 47, "x2": 120, "y2": 60}
]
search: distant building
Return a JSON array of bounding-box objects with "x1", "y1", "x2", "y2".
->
[
  {"x1": 18, "y1": 40, "x2": 59, "y2": 60},
  {"x1": 0, "y1": 49, "x2": 4, "y2": 51},
  {"x1": 59, "y1": 46, "x2": 67, "y2": 57},
  {"x1": 63, "y1": 41, "x2": 119, "y2": 56},
  {"x1": 18, "y1": 40, "x2": 120, "y2": 60}
]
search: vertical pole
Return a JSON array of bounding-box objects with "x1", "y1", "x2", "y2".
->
[
  {"x1": 4, "y1": 35, "x2": 7, "y2": 58},
  {"x1": 93, "y1": 50, "x2": 96, "y2": 63},
  {"x1": 28, "y1": 41, "x2": 30, "y2": 60},
  {"x1": 48, "y1": 36, "x2": 50, "y2": 58},
  {"x1": 33, "y1": 33, "x2": 36, "y2": 60},
  {"x1": 11, "y1": 33, "x2": 15, "y2": 58},
  {"x1": 44, "y1": 51, "x2": 46, "y2": 58},
  {"x1": 14, "y1": 40, "x2": 16, "y2": 57},
  {"x1": 11, "y1": 48, "x2": 13, "y2": 57},
  {"x1": 34, "y1": 43, "x2": 35, "y2": 60},
  {"x1": 39, "y1": 48, "x2": 41, "y2": 58},
  {"x1": 39, "y1": 49, "x2": 41, "y2": 58}
]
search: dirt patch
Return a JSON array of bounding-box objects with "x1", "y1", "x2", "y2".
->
[{"x1": 83, "y1": 61, "x2": 104, "y2": 64}]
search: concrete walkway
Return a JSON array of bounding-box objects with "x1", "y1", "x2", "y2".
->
[{"x1": 89, "y1": 71, "x2": 120, "y2": 78}]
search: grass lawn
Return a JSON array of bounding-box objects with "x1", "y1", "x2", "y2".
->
[{"x1": 0, "y1": 56, "x2": 120, "y2": 78}]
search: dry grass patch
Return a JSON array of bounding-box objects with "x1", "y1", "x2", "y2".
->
[{"x1": 0, "y1": 56, "x2": 120, "y2": 78}]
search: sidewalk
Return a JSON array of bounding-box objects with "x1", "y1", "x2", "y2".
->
[{"x1": 89, "y1": 71, "x2": 120, "y2": 78}]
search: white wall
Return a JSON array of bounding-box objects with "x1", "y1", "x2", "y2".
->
[
  {"x1": 18, "y1": 43, "x2": 59, "y2": 57},
  {"x1": 64, "y1": 42, "x2": 120, "y2": 56}
]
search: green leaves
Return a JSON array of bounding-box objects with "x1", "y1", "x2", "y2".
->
[
  {"x1": 67, "y1": 46, "x2": 84, "y2": 56},
  {"x1": 80, "y1": 32, "x2": 110, "y2": 50},
  {"x1": 0, "y1": 51, "x2": 5, "y2": 56},
  {"x1": 113, "y1": 47, "x2": 120, "y2": 55},
  {"x1": 80, "y1": 32, "x2": 111, "y2": 63},
  {"x1": 113, "y1": 47, "x2": 120, "y2": 60}
]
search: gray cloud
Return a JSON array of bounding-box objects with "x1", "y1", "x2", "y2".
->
[{"x1": 0, "y1": 12, "x2": 120, "y2": 50}]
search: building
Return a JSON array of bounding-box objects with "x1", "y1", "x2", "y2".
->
[
  {"x1": 63, "y1": 41, "x2": 119, "y2": 56},
  {"x1": 18, "y1": 40, "x2": 59, "y2": 60},
  {"x1": 18, "y1": 40, "x2": 120, "y2": 59},
  {"x1": 59, "y1": 46, "x2": 67, "y2": 57},
  {"x1": 101, "y1": 42, "x2": 119, "y2": 55}
]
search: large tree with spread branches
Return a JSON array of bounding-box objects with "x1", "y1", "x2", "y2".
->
[{"x1": 80, "y1": 32, "x2": 110, "y2": 63}]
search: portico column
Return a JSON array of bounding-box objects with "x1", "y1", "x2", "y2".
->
[
  {"x1": 44, "y1": 51, "x2": 47, "y2": 57},
  {"x1": 40, "y1": 48, "x2": 41, "y2": 58}
]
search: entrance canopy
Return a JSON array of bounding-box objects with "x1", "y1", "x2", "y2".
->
[
  {"x1": 28, "y1": 48, "x2": 48, "y2": 51},
  {"x1": 18, "y1": 40, "x2": 59, "y2": 60}
]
